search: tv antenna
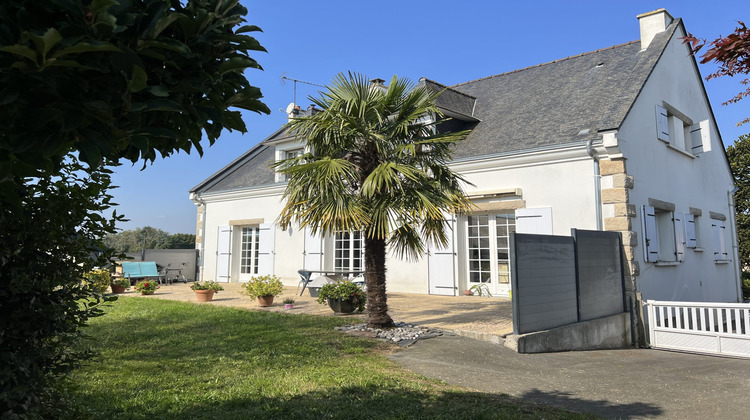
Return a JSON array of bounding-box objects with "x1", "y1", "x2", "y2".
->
[{"x1": 280, "y1": 74, "x2": 324, "y2": 105}]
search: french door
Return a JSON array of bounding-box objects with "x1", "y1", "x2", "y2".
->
[{"x1": 467, "y1": 213, "x2": 515, "y2": 296}]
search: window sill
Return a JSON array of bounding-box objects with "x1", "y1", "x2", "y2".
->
[
  {"x1": 655, "y1": 261, "x2": 680, "y2": 267},
  {"x1": 666, "y1": 143, "x2": 698, "y2": 159},
  {"x1": 714, "y1": 259, "x2": 731, "y2": 264}
]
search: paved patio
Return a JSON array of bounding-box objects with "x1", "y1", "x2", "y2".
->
[{"x1": 118, "y1": 282, "x2": 514, "y2": 337}]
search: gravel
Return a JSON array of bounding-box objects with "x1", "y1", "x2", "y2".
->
[{"x1": 335, "y1": 321, "x2": 444, "y2": 347}]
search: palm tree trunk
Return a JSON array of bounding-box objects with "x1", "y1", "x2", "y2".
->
[{"x1": 364, "y1": 236, "x2": 394, "y2": 328}]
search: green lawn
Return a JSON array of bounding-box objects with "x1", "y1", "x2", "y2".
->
[{"x1": 65, "y1": 298, "x2": 593, "y2": 419}]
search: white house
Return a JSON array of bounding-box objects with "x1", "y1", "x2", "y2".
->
[{"x1": 190, "y1": 9, "x2": 742, "y2": 305}]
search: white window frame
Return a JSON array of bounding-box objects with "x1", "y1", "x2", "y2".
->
[
  {"x1": 274, "y1": 141, "x2": 306, "y2": 182},
  {"x1": 239, "y1": 226, "x2": 260, "y2": 276},
  {"x1": 334, "y1": 230, "x2": 364, "y2": 273}
]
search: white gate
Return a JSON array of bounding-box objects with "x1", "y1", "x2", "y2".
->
[{"x1": 645, "y1": 300, "x2": 750, "y2": 358}]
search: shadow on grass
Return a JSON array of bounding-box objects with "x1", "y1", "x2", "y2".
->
[{"x1": 70, "y1": 384, "x2": 605, "y2": 420}]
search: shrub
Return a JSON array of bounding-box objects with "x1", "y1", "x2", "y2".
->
[
  {"x1": 82, "y1": 269, "x2": 111, "y2": 294},
  {"x1": 316, "y1": 280, "x2": 366, "y2": 312},
  {"x1": 240, "y1": 275, "x2": 284, "y2": 299},
  {"x1": 111, "y1": 278, "x2": 131, "y2": 290},
  {"x1": 190, "y1": 281, "x2": 224, "y2": 292},
  {"x1": 134, "y1": 280, "x2": 159, "y2": 295}
]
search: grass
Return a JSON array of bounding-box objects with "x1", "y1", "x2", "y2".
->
[{"x1": 64, "y1": 298, "x2": 593, "y2": 419}]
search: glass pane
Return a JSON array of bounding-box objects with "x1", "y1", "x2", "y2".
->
[
  {"x1": 479, "y1": 226, "x2": 489, "y2": 237},
  {"x1": 480, "y1": 249, "x2": 489, "y2": 260},
  {"x1": 498, "y1": 274, "x2": 509, "y2": 284},
  {"x1": 497, "y1": 251, "x2": 509, "y2": 261},
  {"x1": 480, "y1": 238, "x2": 489, "y2": 248},
  {"x1": 468, "y1": 215, "x2": 478, "y2": 225},
  {"x1": 469, "y1": 250, "x2": 479, "y2": 259},
  {"x1": 478, "y1": 215, "x2": 488, "y2": 225},
  {"x1": 470, "y1": 261, "x2": 479, "y2": 271},
  {"x1": 497, "y1": 238, "x2": 508, "y2": 248},
  {"x1": 497, "y1": 225, "x2": 508, "y2": 237},
  {"x1": 481, "y1": 273, "x2": 491, "y2": 283},
  {"x1": 470, "y1": 272, "x2": 480, "y2": 283},
  {"x1": 480, "y1": 261, "x2": 491, "y2": 272},
  {"x1": 469, "y1": 238, "x2": 478, "y2": 248},
  {"x1": 497, "y1": 262, "x2": 509, "y2": 274},
  {"x1": 468, "y1": 226, "x2": 478, "y2": 237}
]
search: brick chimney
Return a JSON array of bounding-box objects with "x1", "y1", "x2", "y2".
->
[{"x1": 637, "y1": 9, "x2": 674, "y2": 50}]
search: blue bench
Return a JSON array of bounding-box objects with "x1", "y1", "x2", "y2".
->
[{"x1": 122, "y1": 261, "x2": 166, "y2": 284}]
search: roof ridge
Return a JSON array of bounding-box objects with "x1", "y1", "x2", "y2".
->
[
  {"x1": 451, "y1": 40, "x2": 641, "y2": 88},
  {"x1": 420, "y1": 77, "x2": 477, "y2": 100}
]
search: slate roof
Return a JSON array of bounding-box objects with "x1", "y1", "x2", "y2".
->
[{"x1": 192, "y1": 19, "x2": 680, "y2": 194}]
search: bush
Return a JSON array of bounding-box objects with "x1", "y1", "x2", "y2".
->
[
  {"x1": 134, "y1": 280, "x2": 160, "y2": 295},
  {"x1": 240, "y1": 275, "x2": 284, "y2": 299},
  {"x1": 190, "y1": 281, "x2": 224, "y2": 292},
  {"x1": 316, "y1": 280, "x2": 366, "y2": 312},
  {"x1": 82, "y1": 269, "x2": 111, "y2": 294}
]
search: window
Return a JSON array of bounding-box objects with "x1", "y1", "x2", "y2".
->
[
  {"x1": 279, "y1": 148, "x2": 304, "y2": 182},
  {"x1": 642, "y1": 205, "x2": 686, "y2": 263},
  {"x1": 467, "y1": 213, "x2": 515, "y2": 293},
  {"x1": 334, "y1": 231, "x2": 363, "y2": 272},
  {"x1": 655, "y1": 104, "x2": 710, "y2": 155},
  {"x1": 240, "y1": 227, "x2": 260, "y2": 274}
]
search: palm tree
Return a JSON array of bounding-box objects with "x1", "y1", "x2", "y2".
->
[{"x1": 276, "y1": 72, "x2": 473, "y2": 328}]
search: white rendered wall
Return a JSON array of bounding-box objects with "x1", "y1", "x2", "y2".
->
[{"x1": 616, "y1": 25, "x2": 738, "y2": 302}]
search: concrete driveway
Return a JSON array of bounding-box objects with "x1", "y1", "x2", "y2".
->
[{"x1": 389, "y1": 333, "x2": 750, "y2": 419}]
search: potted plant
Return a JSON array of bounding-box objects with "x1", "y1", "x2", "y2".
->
[
  {"x1": 240, "y1": 275, "x2": 284, "y2": 307},
  {"x1": 134, "y1": 280, "x2": 159, "y2": 295},
  {"x1": 191, "y1": 281, "x2": 224, "y2": 302},
  {"x1": 316, "y1": 280, "x2": 366, "y2": 314},
  {"x1": 469, "y1": 283, "x2": 492, "y2": 297},
  {"x1": 110, "y1": 278, "x2": 131, "y2": 294},
  {"x1": 282, "y1": 297, "x2": 295, "y2": 310}
]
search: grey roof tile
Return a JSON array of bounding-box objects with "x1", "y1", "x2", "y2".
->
[{"x1": 193, "y1": 20, "x2": 679, "y2": 193}]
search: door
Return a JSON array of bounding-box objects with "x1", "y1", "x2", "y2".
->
[
  {"x1": 428, "y1": 216, "x2": 456, "y2": 295},
  {"x1": 466, "y1": 213, "x2": 516, "y2": 297}
]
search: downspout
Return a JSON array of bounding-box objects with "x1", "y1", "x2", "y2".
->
[
  {"x1": 586, "y1": 139, "x2": 603, "y2": 231},
  {"x1": 728, "y1": 187, "x2": 742, "y2": 302},
  {"x1": 194, "y1": 193, "x2": 207, "y2": 282}
]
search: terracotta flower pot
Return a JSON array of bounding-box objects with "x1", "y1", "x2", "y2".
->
[
  {"x1": 111, "y1": 285, "x2": 126, "y2": 294},
  {"x1": 195, "y1": 289, "x2": 215, "y2": 302},
  {"x1": 257, "y1": 296, "x2": 274, "y2": 307}
]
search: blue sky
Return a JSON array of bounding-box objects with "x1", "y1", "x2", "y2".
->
[{"x1": 110, "y1": 0, "x2": 749, "y2": 234}]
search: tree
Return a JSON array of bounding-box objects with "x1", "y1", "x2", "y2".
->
[
  {"x1": 276, "y1": 73, "x2": 473, "y2": 328},
  {"x1": 103, "y1": 227, "x2": 195, "y2": 252},
  {"x1": 684, "y1": 21, "x2": 750, "y2": 125},
  {"x1": 0, "y1": 1, "x2": 267, "y2": 416},
  {"x1": 727, "y1": 134, "x2": 750, "y2": 270}
]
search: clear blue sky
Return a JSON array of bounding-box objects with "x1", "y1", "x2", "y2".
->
[{"x1": 110, "y1": 0, "x2": 749, "y2": 234}]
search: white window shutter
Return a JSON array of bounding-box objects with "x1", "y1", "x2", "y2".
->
[
  {"x1": 712, "y1": 222, "x2": 728, "y2": 260},
  {"x1": 642, "y1": 206, "x2": 660, "y2": 262},
  {"x1": 656, "y1": 105, "x2": 670, "y2": 142},
  {"x1": 685, "y1": 214, "x2": 697, "y2": 248},
  {"x1": 673, "y1": 212, "x2": 686, "y2": 262},
  {"x1": 257, "y1": 223, "x2": 275, "y2": 275},
  {"x1": 216, "y1": 226, "x2": 231, "y2": 282},
  {"x1": 515, "y1": 207, "x2": 553, "y2": 234},
  {"x1": 690, "y1": 124, "x2": 704, "y2": 154},
  {"x1": 303, "y1": 226, "x2": 324, "y2": 270}
]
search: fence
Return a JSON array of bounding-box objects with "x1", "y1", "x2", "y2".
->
[
  {"x1": 645, "y1": 300, "x2": 750, "y2": 358},
  {"x1": 510, "y1": 229, "x2": 625, "y2": 335}
]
